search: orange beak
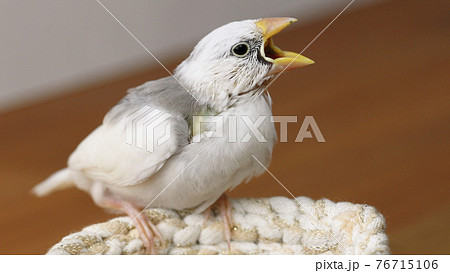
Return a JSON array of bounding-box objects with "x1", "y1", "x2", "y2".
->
[{"x1": 255, "y1": 17, "x2": 314, "y2": 75}]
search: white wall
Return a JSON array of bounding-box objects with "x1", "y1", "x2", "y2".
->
[{"x1": 0, "y1": 0, "x2": 381, "y2": 113}]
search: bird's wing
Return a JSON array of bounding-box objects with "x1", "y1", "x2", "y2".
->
[
  {"x1": 68, "y1": 77, "x2": 197, "y2": 187},
  {"x1": 68, "y1": 113, "x2": 188, "y2": 187}
]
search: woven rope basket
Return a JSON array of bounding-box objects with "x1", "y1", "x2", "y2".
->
[{"x1": 47, "y1": 196, "x2": 389, "y2": 255}]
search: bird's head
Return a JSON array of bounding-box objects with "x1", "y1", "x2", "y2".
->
[{"x1": 175, "y1": 18, "x2": 314, "y2": 109}]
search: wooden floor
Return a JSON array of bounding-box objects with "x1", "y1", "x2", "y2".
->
[{"x1": 0, "y1": 0, "x2": 449, "y2": 254}]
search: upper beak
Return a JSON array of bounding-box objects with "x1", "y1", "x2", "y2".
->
[{"x1": 255, "y1": 17, "x2": 314, "y2": 75}]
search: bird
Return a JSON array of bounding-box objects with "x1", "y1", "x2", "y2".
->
[{"x1": 33, "y1": 17, "x2": 314, "y2": 254}]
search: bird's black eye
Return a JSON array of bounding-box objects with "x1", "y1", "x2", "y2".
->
[{"x1": 231, "y1": 42, "x2": 250, "y2": 57}]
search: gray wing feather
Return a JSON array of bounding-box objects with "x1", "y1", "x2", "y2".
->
[
  {"x1": 69, "y1": 76, "x2": 202, "y2": 187},
  {"x1": 105, "y1": 76, "x2": 199, "y2": 123}
]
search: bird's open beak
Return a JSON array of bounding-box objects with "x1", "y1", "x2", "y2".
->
[{"x1": 256, "y1": 17, "x2": 314, "y2": 75}]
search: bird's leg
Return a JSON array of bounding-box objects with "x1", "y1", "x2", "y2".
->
[
  {"x1": 202, "y1": 194, "x2": 233, "y2": 250},
  {"x1": 102, "y1": 197, "x2": 163, "y2": 254},
  {"x1": 217, "y1": 194, "x2": 233, "y2": 251}
]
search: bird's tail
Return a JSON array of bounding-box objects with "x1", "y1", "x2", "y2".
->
[{"x1": 32, "y1": 168, "x2": 74, "y2": 197}]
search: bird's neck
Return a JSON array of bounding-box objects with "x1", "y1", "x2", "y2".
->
[
  {"x1": 173, "y1": 73, "x2": 229, "y2": 112},
  {"x1": 174, "y1": 73, "x2": 269, "y2": 113}
]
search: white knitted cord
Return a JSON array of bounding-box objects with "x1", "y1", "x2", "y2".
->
[{"x1": 47, "y1": 196, "x2": 389, "y2": 255}]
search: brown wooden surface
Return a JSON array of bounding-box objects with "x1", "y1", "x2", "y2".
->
[{"x1": 0, "y1": 0, "x2": 449, "y2": 254}]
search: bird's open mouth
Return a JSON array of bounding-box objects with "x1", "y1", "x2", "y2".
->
[
  {"x1": 262, "y1": 37, "x2": 297, "y2": 61},
  {"x1": 256, "y1": 17, "x2": 314, "y2": 75}
]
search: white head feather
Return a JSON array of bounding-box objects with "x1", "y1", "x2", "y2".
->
[{"x1": 175, "y1": 19, "x2": 272, "y2": 110}]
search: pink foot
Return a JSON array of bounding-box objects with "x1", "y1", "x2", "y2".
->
[
  {"x1": 204, "y1": 194, "x2": 233, "y2": 251},
  {"x1": 103, "y1": 197, "x2": 163, "y2": 254}
]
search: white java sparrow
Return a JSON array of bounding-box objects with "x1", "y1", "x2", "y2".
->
[{"x1": 33, "y1": 17, "x2": 314, "y2": 254}]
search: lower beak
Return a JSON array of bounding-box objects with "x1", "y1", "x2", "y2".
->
[{"x1": 256, "y1": 17, "x2": 314, "y2": 75}]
